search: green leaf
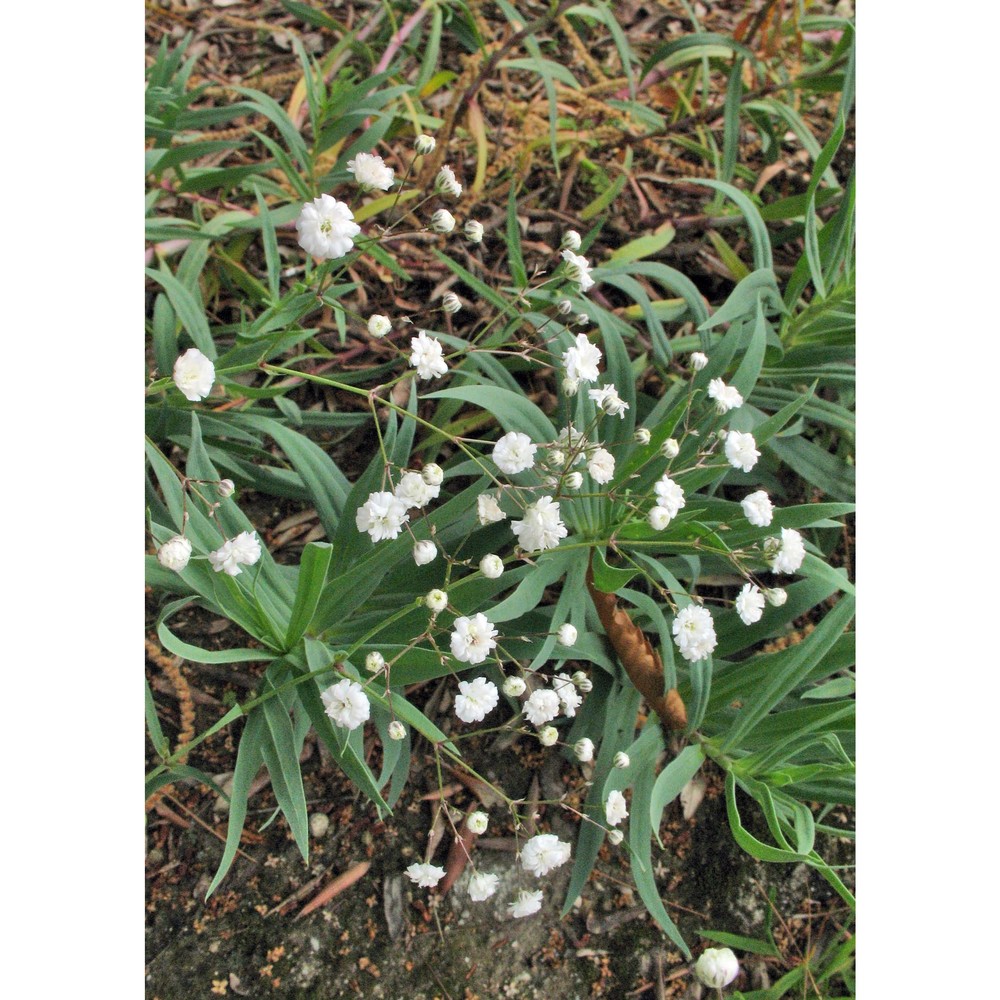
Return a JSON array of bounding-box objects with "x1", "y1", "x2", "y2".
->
[
  {"x1": 146, "y1": 678, "x2": 169, "y2": 759},
  {"x1": 685, "y1": 179, "x2": 773, "y2": 272},
  {"x1": 284, "y1": 542, "x2": 333, "y2": 649},
  {"x1": 649, "y1": 744, "x2": 705, "y2": 847},
  {"x1": 423, "y1": 385, "x2": 555, "y2": 442},
  {"x1": 590, "y1": 547, "x2": 638, "y2": 593},
  {"x1": 696, "y1": 928, "x2": 780, "y2": 958},
  {"x1": 145, "y1": 266, "x2": 215, "y2": 359},
  {"x1": 609, "y1": 226, "x2": 676, "y2": 264}
]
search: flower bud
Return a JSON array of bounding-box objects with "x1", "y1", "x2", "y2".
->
[
  {"x1": 661, "y1": 438, "x2": 679, "y2": 459},
  {"x1": 564, "y1": 471, "x2": 583, "y2": 490},
  {"x1": 435, "y1": 165, "x2": 463, "y2": 199},
  {"x1": 413, "y1": 540, "x2": 437, "y2": 566},
  {"x1": 574, "y1": 737, "x2": 595, "y2": 762},
  {"x1": 538, "y1": 725, "x2": 559, "y2": 747},
  {"x1": 607, "y1": 828, "x2": 624, "y2": 846},
  {"x1": 365, "y1": 651, "x2": 385, "y2": 673},
  {"x1": 467, "y1": 811, "x2": 489, "y2": 834},
  {"x1": 217, "y1": 479, "x2": 235, "y2": 498},
  {"x1": 442, "y1": 292, "x2": 461, "y2": 314},
  {"x1": 649, "y1": 507, "x2": 672, "y2": 531},
  {"x1": 430, "y1": 209, "x2": 456, "y2": 234},
  {"x1": 480, "y1": 554, "x2": 504, "y2": 579},
  {"x1": 157, "y1": 535, "x2": 192, "y2": 572},
  {"x1": 571, "y1": 671, "x2": 592, "y2": 693},
  {"x1": 560, "y1": 230, "x2": 582, "y2": 252},
  {"x1": 502, "y1": 675, "x2": 527, "y2": 698},
  {"x1": 388, "y1": 720, "x2": 406, "y2": 741},
  {"x1": 422, "y1": 463, "x2": 444, "y2": 486},
  {"x1": 695, "y1": 948, "x2": 740, "y2": 989},
  {"x1": 614, "y1": 751, "x2": 630, "y2": 770},
  {"x1": 562, "y1": 377, "x2": 580, "y2": 397},
  {"x1": 548, "y1": 449, "x2": 566, "y2": 468},
  {"x1": 575, "y1": 312, "x2": 590, "y2": 326},
  {"x1": 690, "y1": 351, "x2": 709, "y2": 371},
  {"x1": 766, "y1": 587, "x2": 788, "y2": 607},
  {"x1": 426, "y1": 589, "x2": 448, "y2": 612},
  {"x1": 368, "y1": 314, "x2": 392, "y2": 338},
  {"x1": 557, "y1": 623, "x2": 578, "y2": 647},
  {"x1": 414, "y1": 133, "x2": 436, "y2": 155},
  {"x1": 633, "y1": 428, "x2": 651, "y2": 445},
  {"x1": 557, "y1": 298, "x2": 573, "y2": 315},
  {"x1": 464, "y1": 219, "x2": 484, "y2": 243}
]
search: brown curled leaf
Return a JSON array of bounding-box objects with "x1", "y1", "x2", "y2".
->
[
  {"x1": 296, "y1": 860, "x2": 371, "y2": 920},
  {"x1": 586, "y1": 551, "x2": 687, "y2": 731}
]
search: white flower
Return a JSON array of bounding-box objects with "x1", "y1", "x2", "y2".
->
[
  {"x1": 588, "y1": 383, "x2": 629, "y2": 418},
  {"x1": 365, "y1": 651, "x2": 385, "y2": 673},
  {"x1": 654, "y1": 475, "x2": 686, "y2": 518},
  {"x1": 512, "y1": 496, "x2": 568, "y2": 553},
  {"x1": 561, "y1": 249, "x2": 594, "y2": 292},
  {"x1": 409, "y1": 330, "x2": 448, "y2": 380},
  {"x1": 607, "y1": 828, "x2": 624, "y2": 846},
  {"x1": 218, "y1": 479, "x2": 235, "y2": 498},
  {"x1": 695, "y1": 948, "x2": 740, "y2": 989},
  {"x1": 661, "y1": 438, "x2": 679, "y2": 459},
  {"x1": 571, "y1": 671, "x2": 592, "y2": 692},
  {"x1": 467, "y1": 811, "x2": 489, "y2": 835},
  {"x1": 477, "y1": 493, "x2": 506, "y2": 525},
  {"x1": 435, "y1": 165, "x2": 463, "y2": 199},
  {"x1": 388, "y1": 720, "x2": 406, "y2": 740},
  {"x1": 368, "y1": 314, "x2": 391, "y2": 338},
  {"x1": 480, "y1": 554, "x2": 504, "y2": 579},
  {"x1": 560, "y1": 230, "x2": 582, "y2": 251},
  {"x1": 230, "y1": 530, "x2": 261, "y2": 567},
  {"x1": 157, "y1": 535, "x2": 192, "y2": 572},
  {"x1": 564, "y1": 471, "x2": 583, "y2": 490},
  {"x1": 493, "y1": 431, "x2": 537, "y2": 475},
  {"x1": 574, "y1": 738, "x2": 595, "y2": 762},
  {"x1": 587, "y1": 447, "x2": 615, "y2": 484},
  {"x1": 605, "y1": 790, "x2": 629, "y2": 827},
  {"x1": 295, "y1": 194, "x2": 361, "y2": 259},
  {"x1": 708, "y1": 378, "x2": 744, "y2": 414},
  {"x1": 173, "y1": 348, "x2": 215, "y2": 402},
  {"x1": 405, "y1": 862, "x2": 445, "y2": 888},
  {"x1": 395, "y1": 470, "x2": 438, "y2": 509},
  {"x1": 346, "y1": 151, "x2": 394, "y2": 191},
  {"x1": 464, "y1": 219, "x2": 484, "y2": 243},
  {"x1": 614, "y1": 751, "x2": 630, "y2": 770},
  {"x1": 450, "y1": 614, "x2": 499, "y2": 665},
  {"x1": 468, "y1": 871, "x2": 499, "y2": 901},
  {"x1": 634, "y1": 427, "x2": 651, "y2": 445},
  {"x1": 454, "y1": 676, "x2": 500, "y2": 723},
  {"x1": 524, "y1": 688, "x2": 560, "y2": 727},
  {"x1": 209, "y1": 540, "x2": 241, "y2": 576},
  {"x1": 421, "y1": 463, "x2": 444, "y2": 487},
  {"x1": 430, "y1": 209, "x2": 456, "y2": 233},
  {"x1": 441, "y1": 292, "x2": 461, "y2": 314},
  {"x1": 649, "y1": 507, "x2": 672, "y2": 531},
  {"x1": 557, "y1": 623, "x2": 577, "y2": 647},
  {"x1": 725, "y1": 431, "x2": 760, "y2": 472},
  {"x1": 502, "y1": 675, "x2": 527, "y2": 698},
  {"x1": 768, "y1": 527, "x2": 806, "y2": 574},
  {"x1": 562, "y1": 333, "x2": 603, "y2": 384},
  {"x1": 321, "y1": 678, "x2": 371, "y2": 731},
  {"x1": 766, "y1": 587, "x2": 788, "y2": 607},
  {"x1": 356, "y1": 491, "x2": 409, "y2": 542},
  {"x1": 553, "y1": 673, "x2": 582, "y2": 717},
  {"x1": 690, "y1": 351, "x2": 709, "y2": 371},
  {"x1": 414, "y1": 133, "x2": 436, "y2": 155},
  {"x1": 508, "y1": 889, "x2": 543, "y2": 918},
  {"x1": 425, "y1": 588, "x2": 448, "y2": 612},
  {"x1": 413, "y1": 540, "x2": 437, "y2": 566},
  {"x1": 521, "y1": 833, "x2": 571, "y2": 877},
  {"x1": 741, "y1": 490, "x2": 774, "y2": 527},
  {"x1": 672, "y1": 604, "x2": 718, "y2": 662},
  {"x1": 735, "y1": 583, "x2": 766, "y2": 625},
  {"x1": 538, "y1": 725, "x2": 559, "y2": 747}
]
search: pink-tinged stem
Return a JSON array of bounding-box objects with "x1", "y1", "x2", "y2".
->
[{"x1": 374, "y1": 2, "x2": 431, "y2": 76}]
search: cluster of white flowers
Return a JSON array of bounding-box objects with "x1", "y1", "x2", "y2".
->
[
  {"x1": 450, "y1": 613, "x2": 499, "y2": 666},
  {"x1": 356, "y1": 491, "x2": 409, "y2": 542},
  {"x1": 409, "y1": 330, "x2": 448, "y2": 380},
  {"x1": 767, "y1": 527, "x2": 806, "y2": 574},
  {"x1": 322, "y1": 678, "x2": 371, "y2": 731},
  {"x1": 347, "y1": 151, "x2": 395, "y2": 191},
  {"x1": 493, "y1": 431, "x2": 537, "y2": 475},
  {"x1": 512, "y1": 496, "x2": 568, "y2": 553},
  {"x1": 454, "y1": 675, "x2": 500, "y2": 723},
  {"x1": 208, "y1": 531, "x2": 262, "y2": 577},
  {"x1": 395, "y1": 470, "x2": 441, "y2": 510},
  {"x1": 296, "y1": 194, "x2": 361, "y2": 259},
  {"x1": 672, "y1": 604, "x2": 718, "y2": 662},
  {"x1": 173, "y1": 348, "x2": 215, "y2": 402}
]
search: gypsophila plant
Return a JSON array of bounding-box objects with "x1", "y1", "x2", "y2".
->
[{"x1": 146, "y1": 8, "x2": 855, "y2": 972}]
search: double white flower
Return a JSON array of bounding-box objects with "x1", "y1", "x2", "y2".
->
[
  {"x1": 173, "y1": 348, "x2": 215, "y2": 402},
  {"x1": 672, "y1": 604, "x2": 718, "y2": 662},
  {"x1": 322, "y1": 678, "x2": 371, "y2": 731},
  {"x1": 356, "y1": 491, "x2": 409, "y2": 542},
  {"x1": 295, "y1": 194, "x2": 361, "y2": 259},
  {"x1": 409, "y1": 330, "x2": 448, "y2": 380},
  {"x1": 454, "y1": 675, "x2": 500, "y2": 723},
  {"x1": 512, "y1": 496, "x2": 568, "y2": 553},
  {"x1": 493, "y1": 431, "x2": 537, "y2": 475}
]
